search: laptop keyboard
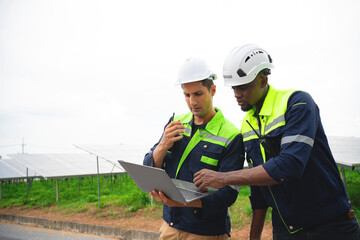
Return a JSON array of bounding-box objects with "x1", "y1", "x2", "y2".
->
[{"x1": 178, "y1": 188, "x2": 203, "y2": 200}]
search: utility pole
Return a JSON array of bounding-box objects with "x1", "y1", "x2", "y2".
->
[{"x1": 22, "y1": 138, "x2": 25, "y2": 154}]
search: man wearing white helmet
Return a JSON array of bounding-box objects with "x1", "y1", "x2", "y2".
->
[
  {"x1": 194, "y1": 44, "x2": 360, "y2": 239},
  {"x1": 143, "y1": 57, "x2": 244, "y2": 239}
]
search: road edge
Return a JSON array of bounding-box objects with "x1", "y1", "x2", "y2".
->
[{"x1": 0, "y1": 213, "x2": 160, "y2": 240}]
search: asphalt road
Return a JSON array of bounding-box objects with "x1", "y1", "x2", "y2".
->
[{"x1": 0, "y1": 222, "x2": 116, "y2": 240}]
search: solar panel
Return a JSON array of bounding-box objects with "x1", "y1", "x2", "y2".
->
[
  {"x1": 74, "y1": 144, "x2": 150, "y2": 165},
  {"x1": 0, "y1": 159, "x2": 37, "y2": 180},
  {"x1": 0, "y1": 159, "x2": 36, "y2": 178},
  {"x1": 328, "y1": 136, "x2": 360, "y2": 170},
  {"x1": 7, "y1": 153, "x2": 124, "y2": 179}
]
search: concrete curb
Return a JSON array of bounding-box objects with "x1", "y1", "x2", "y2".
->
[{"x1": 0, "y1": 213, "x2": 160, "y2": 240}]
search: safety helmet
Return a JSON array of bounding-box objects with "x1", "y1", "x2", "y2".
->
[
  {"x1": 176, "y1": 57, "x2": 217, "y2": 85},
  {"x1": 223, "y1": 44, "x2": 274, "y2": 87}
]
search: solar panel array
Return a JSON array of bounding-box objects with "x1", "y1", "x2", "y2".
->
[
  {"x1": 0, "y1": 138, "x2": 359, "y2": 181},
  {"x1": 0, "y1": 144, "x2": 150, "y2": 180}
]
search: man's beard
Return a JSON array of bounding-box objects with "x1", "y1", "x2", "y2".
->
[{"x1": 241, "y1": 104, "x2": 253, "y2": 112}]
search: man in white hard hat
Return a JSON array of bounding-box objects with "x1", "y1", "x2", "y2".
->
[
  {"x1": 143, "y1": 57, "x2": 244, "y2": 239},
  {"x1": 194, "y1": 44, "x2": 360, "y2": 240}
]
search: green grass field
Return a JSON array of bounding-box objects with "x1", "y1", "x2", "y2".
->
[{"x1": 0, "y1": 168, "x2": 359, "y2": 230}]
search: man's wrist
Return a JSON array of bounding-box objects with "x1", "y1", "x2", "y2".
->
[
  {"x1": 153, "y1": 144, "x2": 168, "y2": 168},
  {"x1": 186, "y1": 199, "x2": 202, "y2": 208},
  {"x1": 220, "y1": 172, "x2": 228, "y2": 187},
  {"x1": 157, "y1": 142, "x2": 169, "y2": 152}
]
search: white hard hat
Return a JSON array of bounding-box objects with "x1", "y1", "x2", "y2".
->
[
  {"x1": 223, "y1": 44, "x2": 274, "y2": 87},
  {"x1": 176, "y1": 57, "x2": 217, "y2": 85}
]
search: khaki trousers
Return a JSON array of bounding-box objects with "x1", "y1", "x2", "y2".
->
[{"x1": 159, "y1": 220, "x2": 229, "y2": 240}]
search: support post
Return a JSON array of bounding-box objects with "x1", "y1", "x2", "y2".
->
[
  {"x1": 56, "y1": 179, "x2": 59, "y2": 202},
  {"x1": 78, "y1": 178, "x2": 81, "y2": 192},
  {"x1": 26, "y1": 168, "x2": 29, "y2": 198},
  {"x1": 340, "y1": 167, "x2": 346, "y2": 184},
  {"x1": 150, "y1": 193, "x2": 154, "y2": 206},
  {"x1": 97, "y1": 156, "x2": 100, "y2": 204},
  {"x1": 110, "y1": 175, "x2": 113, "y2": 193}
]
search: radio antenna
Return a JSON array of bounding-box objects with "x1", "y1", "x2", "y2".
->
[{"x1": 246, "y1": 120, "x2": 261, "y2": 138}]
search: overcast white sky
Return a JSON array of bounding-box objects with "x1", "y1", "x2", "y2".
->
[{"x1": 1, "y1": 0, "x2": 360, "y2": 156}]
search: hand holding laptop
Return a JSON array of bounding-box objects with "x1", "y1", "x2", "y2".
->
[{"x1": 150, "y1": 189, "x2": 202, "y2": 207}]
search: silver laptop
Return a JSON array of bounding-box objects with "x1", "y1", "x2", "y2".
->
[{"x1": 118, "y1": 160, "x2": 218, "y2": 203}]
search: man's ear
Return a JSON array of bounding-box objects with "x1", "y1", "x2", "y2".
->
[
  {"x1": 211, "y1": 85, "x2": 216, "y2": 97},
  {"x1": 260, "y1": 75, "x2": 268, "y2": 88}
]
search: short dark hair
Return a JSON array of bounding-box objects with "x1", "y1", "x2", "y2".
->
[{"x1": 201, "y1": 79, "x2": 214, "y2": 91}]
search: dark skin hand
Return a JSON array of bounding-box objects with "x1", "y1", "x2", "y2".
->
[
  {"x1": 193, "y1": 167, "x2": 274, "y2": 240},
  {"x1": 193, "y1": 165, "x2": 278, "y2": 191}
]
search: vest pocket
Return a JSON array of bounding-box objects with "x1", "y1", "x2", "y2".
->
[
  {"x1": 197, "y1": 143, "x2": 223, "y2": 170},
  {"x1": 200, "y1": 156, "x2": 219, "y2": 167}
]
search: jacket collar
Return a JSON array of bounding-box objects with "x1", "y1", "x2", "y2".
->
[
  {"x1": 183, "y1": 107, "x2": 224, "y2": 135},
  {"x1": 248, "y1": 85, "x2": 276, "y2": 117},
  {"x1": 259, "y1": 85, "x2": 276, "y2": 116}
]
